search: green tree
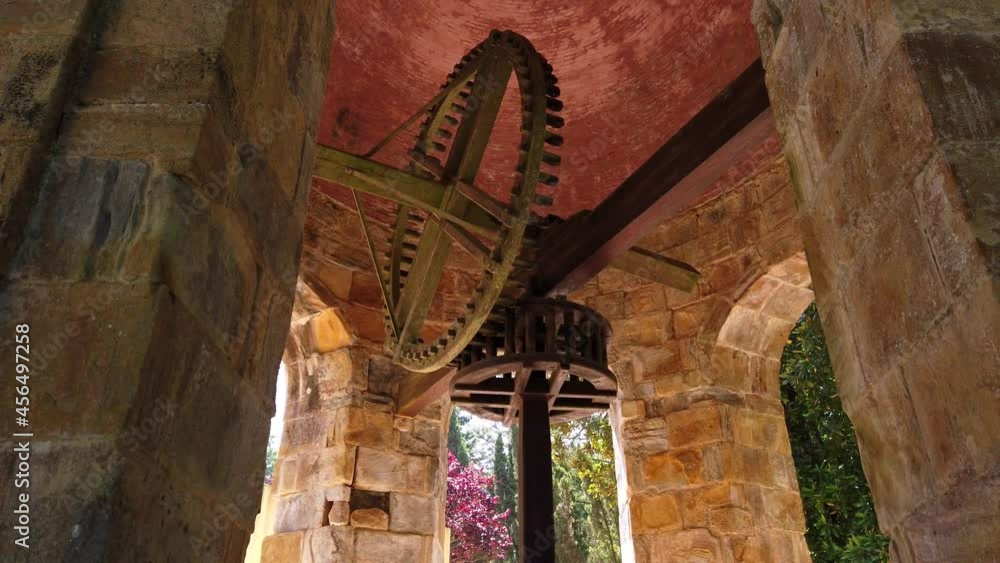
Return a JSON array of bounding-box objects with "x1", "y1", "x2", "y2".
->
[
  {"x1": 449, "y1": 408, "x2": 471, "y2": 467},
  {"x1": 493, "y1": 433, "x2": 518, "y2": 562},
  {"x1": 780, "y1": 303, "x2": 890, "y2": 562},
  {"x1": 550, "y1": 413, "x2": 621, "y2": 562},
  {"x1": 553, "y1": 463, "x2": 590, "y2": 562},
  {"x1": 264, "y1": 435, "x2": 279, "y2": 484}
]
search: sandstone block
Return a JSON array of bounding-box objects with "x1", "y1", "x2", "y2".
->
[
  {"x1": 764, "y1": 283, "x2": 814, "y2": 323},
  {"x1": 612, "y1": 312, "x2": 672, "y2": 348},
  {"x1": 355, "y1": 529, "x2": 430, "y2": 562},
  {"x1": 399, "y1": 419, "x2": 442, "y2": 456},
  {"x1": 717, "y1": 307, "x2": 767, "y2": 353},
  {"x1": 390, "y1": 493, "x2": 438, "y2": 535},
  {"x1": 640, "y1": 211, "x2": 698, "y2": 253},
  {"x1": 622, "y1": 417, "x2": 669, "y2": 454},
  {"x1": 350, "y1": 508, "x2": 389, "y2": 530},
  {"x1": 261, "y1": 531, "x2": 304, "y2": 563},
  {"x1": 273, "y1": 490, "x2": 327, "y2": 533},
  {"x1": 81, "y1": 47, "x2": 219, "y2": 105},
  {"x1": 711, "y1": 444, "x2": 776, "y2": 487},
  {"x1": 308, "y1": 308, "x2": 353, "y2": 354},
  {"x1": 12, "y1": 158, "x2": 154, "y2": 281},
  {"x1": 275, "y1": 457, "x2": 300, "y2": 495},
  {"x1": 619, "y1": 400, "x2": 645, "y2": 420},
  {"x1": 586, "y1": 291, "x2": 626, "y2": 319},
  {"x1": 232, "y1": 153, "x2": 305, "y2": 277},
  {"x1": 324, "y1": 485, "x2": 352, "y2": 502},
  {"x1": 293, "y1": 444, "x2": 356, "y2": 490},
  {"x1": 281, "y1": 414, "x2": 336, "y2": 456},
  {"x1": 666, "y1": 406, "x2": 725, "y2": 448},
  {"x1": 354, "y1": 448, "x2": 433, "y2": 494},
  {"x1": 646, "y1": 528, "x2": 722, "y2": 563},
  {"x1": 705, "y1": 250, "x2": 758, "y2": 294},
  {"x1": 710, "y1": 507, "x2": 754, "y2": 535},
  {"x1": 899, "y1": 282, "x2": 1000, "y2": 487},
  {"x1": 732, "y1": 410, "x2": 791, "y2": 454},
  {"x1": 336, "y1": 407, "x2": 394, "y2": 449},
  {"x1": 730, "y1": 535, "x2": 772, "y2": 563},
  {"x1": 0, "y1": 282, "x2": 160, "y2": 435},
  {"x1": 762, "y1": 488, "x2": 806, "y2": 532},
  {"x1": 642, "y1": 449, "x2": 703, "y2": 489},
  {"x1": 843, "y1": 195, "x2": 948, "y2": 378},
  {"x1": 679, "y1": 482, "x2": 744, "y2": 529},
  {"x1": 303, "y1": 526, "x2": 355, "y2": 563},
  {"x1": 327, "y1": 501, "x2": 350, "y2": 526},
  {"x1": 0, "y1": 34, "x2": 77, "y2": 142},
  {"x1": 851, "y1": 370, "x2": 934, "y2": 527},
  {"x1": 625, "y1": 284, "x2": 667, "y2": 317},
  {"x1": 631, "y1": 493, "x2": 682, "y2": 532},
  {"x1": 654, "y1": 374, "x2": 688, "y2": 397},
  {"x1": 912, "y1": 151, "x2": 991, "y2": 301},
  {"x1": 633, "y1": 342, "x2": 683, "y2": 381},
  {"x1": 673, "y1": 299, "x2": 716, "y2": 339}
]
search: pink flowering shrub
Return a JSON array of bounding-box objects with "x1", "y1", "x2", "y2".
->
[{"x1": 446, "y1": 451, "x2": 513, "y2": 561}]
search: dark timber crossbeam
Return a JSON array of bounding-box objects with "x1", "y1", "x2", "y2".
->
[{"x1": 533, "y1": 59, "x2": 774, "y2": 296}]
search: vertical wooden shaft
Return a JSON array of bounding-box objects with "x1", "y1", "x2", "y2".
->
[{"x1": 518, "y1": 391, "x2": 556, "y2": 563}]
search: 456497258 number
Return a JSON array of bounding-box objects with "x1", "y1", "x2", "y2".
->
[{"x1": 15, "y1": 324, "x2": 30, "y2": 428}]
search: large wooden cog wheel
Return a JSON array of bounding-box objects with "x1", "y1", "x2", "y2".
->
[
  {"x1": 385, "y1": 30, "x2": 564, "y2": 372},
  {"x1": 450, "y1": 298, "x2": 617, "y2": 425}
]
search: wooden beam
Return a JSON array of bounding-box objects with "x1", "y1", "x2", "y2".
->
[
  {"x1": 504, "y1": 367, "x2": 531, "y2": 426},
  {"x1": 518, "y1": 394, "x2": 557, "y2": 561},
  {"x1": 453, "y1": 379, "x2": 616, "y2": 399},
  {"x1": 313, "y1": 145, "x2": 502, "y2": 238},
  {"x1": 533, "y1": 59, "x2": 773, "y2": 295},
  {"x1": 610, "y1": 247, "x2": 700, "y2": 292},
  {"x1": 546, "y1": 367, "x2": 568, "y2": 411},
  {"x1": 396, "y1": 367, "x2": 456, "y2": 417}
]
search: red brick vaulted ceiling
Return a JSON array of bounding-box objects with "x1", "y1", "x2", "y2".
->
[{"x1": 314, "y1": 0, "x2": 770, "y2": 219}]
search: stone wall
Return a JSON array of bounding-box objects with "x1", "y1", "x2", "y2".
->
[
  {"x1": 575, "y1": 157, "x2": 813, "y2": 562},
  {"x1": 754, "y1": 1, "x2": 1000, "y2": 560},
  {"x1": 0, "y1": 1, "x2": 334, "y2": 561},
  {"x1": 260, "y1": 282, "x2": 449, "y2": 563}
]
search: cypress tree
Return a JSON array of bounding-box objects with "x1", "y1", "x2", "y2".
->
[
  {"x1": 493, "y1": 432, "x2": 518, "y2": 562},
  {"x1": 448, "y1": 408, "x2": 471, "y2": 466}
]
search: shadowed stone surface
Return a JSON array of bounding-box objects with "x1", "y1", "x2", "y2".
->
[
  {"x1": 756, "y1": 1, "x2": 1000, "y2": 561},
  {"x1": 0, "y1": 0, "x2": 335, "y2": 561}
]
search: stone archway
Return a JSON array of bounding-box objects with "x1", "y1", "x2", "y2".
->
[
  {"x1": 713, "y1": 253, "x2": 814, "y2": 400},
  {"x1": 579, "y1": 155, "x2": 815, "y2": 563}
]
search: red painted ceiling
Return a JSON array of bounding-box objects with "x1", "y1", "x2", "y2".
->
[{"x1": 314, "y1": 0, "x2": 773, "y2": 219}]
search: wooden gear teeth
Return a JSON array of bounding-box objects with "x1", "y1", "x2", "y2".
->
[{"x1": 378, "y1": 30, "x2": 563, "y2": 372}]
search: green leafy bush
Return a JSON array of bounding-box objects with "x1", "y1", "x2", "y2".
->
[{"x1": 779, "y1": 304, "x2": 890, "y2": 562}]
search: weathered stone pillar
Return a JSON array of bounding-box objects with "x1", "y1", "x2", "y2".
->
[
  {"x1": 0, "y1": 1, "x2": 333, "y2": 561},
  {"x1": 579, "y1": 156, "x2": 813, "y2": 562},
  {"x1": 754, "y1": 1, "x2": 1000, "y2": 560},
  {"x1": 261, "y1": 285, "x2": 449, "y2": 563},
  {"x1": 610, "y1": 257, "x2": 815, "y2": 563}
]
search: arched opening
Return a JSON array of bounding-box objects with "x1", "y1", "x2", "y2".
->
[
  {"x1": 778, "y1": 305, "x2": 889, "y2": 561},
  {"x1": 446, "y1": 406, "x2": 622, "y2": 562},
  {"x1": 244, "y1": 280, "x2": 364, "y2": 563}
]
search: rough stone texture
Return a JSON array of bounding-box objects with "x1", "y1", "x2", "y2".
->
[
  {"x1": 259, "y1": 282, "x2": 449, "y2": 562},
  {"x1": 0, "y1": 1, "x2": 335, "y2": 562},
  {"x1": 6, "y1": 1, "x2": 995, "y2": 562},
  {"x1": 755, "y1": 1, "x2": 1000, "y2": 560},
  {"x1": 576, "y1": 160, "x2": 813, "y2": 562}
]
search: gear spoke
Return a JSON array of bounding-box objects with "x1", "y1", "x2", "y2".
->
[{"x1": 379, "y1": 30, "x2": 563, "y2": 372}]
